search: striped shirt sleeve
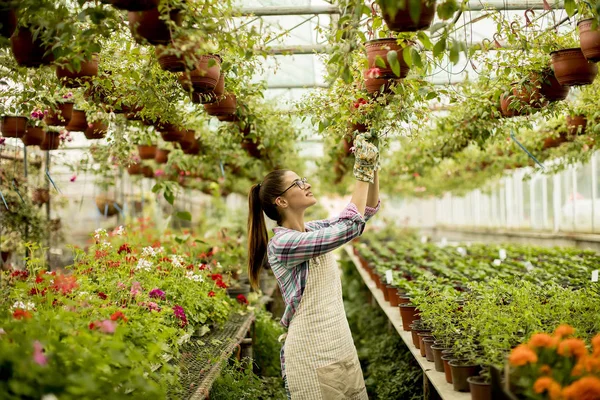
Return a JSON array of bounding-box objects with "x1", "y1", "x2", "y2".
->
[
  {"x1": 305, "y1": 199, "x2": 381, "y2": 230},
  {"x1": 270, "y1": 203, "x2": 366, "y2": 268}
]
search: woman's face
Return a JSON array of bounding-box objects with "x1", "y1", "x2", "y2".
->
[{"x1": 278, "y1": 171, "x2": 317, "y2": 210}]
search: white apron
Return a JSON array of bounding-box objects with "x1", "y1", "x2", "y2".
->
[{"x1": 284, "y1": 252, "x2": 368, "y2": 400}]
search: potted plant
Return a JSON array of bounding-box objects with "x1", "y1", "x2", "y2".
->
[{"x1": 128, "y1": 5, "x2": 183, "y2": 45}]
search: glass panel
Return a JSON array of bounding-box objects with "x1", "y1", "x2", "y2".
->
[
  {"x1": 531, "y1": 176, "x2": 545, "y2": 230},
  {"x1": 574, "y1": 164, "x2": 593, "y2": 233},
  {"x1": 559, "y1": 169, "x2": 575, "y2": 232}
]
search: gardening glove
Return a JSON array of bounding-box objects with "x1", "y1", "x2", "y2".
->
[{"x1": 352, "y1": 132, "x2": 379, "y2": 184}]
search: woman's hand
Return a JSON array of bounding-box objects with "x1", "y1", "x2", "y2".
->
[{"x1": 352, "y1": 132, "x2": 379, "y2": 184}]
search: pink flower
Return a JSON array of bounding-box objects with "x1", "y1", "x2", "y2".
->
[
  {"x1": 88, "y1": 123, "x2": 93, "y2": 128},
  {"x1": 70, "y1": 175, "x2": 76, "y2": 182},
  {"x1": 155, "y1": 169, "x2": 165, "y2": 178},
  {"x1": 33, "y1": 341, "x2": 48, "y2": 366},
  {"x1": 98, "y1": 319, "x2": 116, "y2": 334},
  {"x1": 147, "y1": 302, "x2": 161, "y2": 312},
  {"x1": 366, "y1": 67, "x2": 382, "y2": 79},
  {"x1": 130, "y1": 281, "x2": 141, "y2": 297},
  {"x1": 0, "y1": 138, "x2": 5, "y2": 146},
  {"x1": 149, "y1": 288, "x2": 166, "y2": 300},
  {"x1": 62, "y1": 92, "x2": 73, "y2": 99},
  {"x1": 117, "y1": 282, "x2": 127, "y2": 290}
]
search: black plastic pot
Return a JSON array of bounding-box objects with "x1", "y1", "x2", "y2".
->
[{"x1": 449, "y1": 360, "x2": 482, "y2": 392}]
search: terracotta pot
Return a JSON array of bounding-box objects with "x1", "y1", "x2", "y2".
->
[
  {"x1": 123, "y1": 104, "x2": 144, "y2": 120},
  {"x1": 56, "y1": 54, "x2": 99, "y2": 88},
  {"x1": 551, "y1": 48, "x2": 598, "y2": 86},
  {"x1": 218, "y1": 114, "x2": 240, "y2": 122},
  {"x1": 468, "y1": 376, "x2": 492, "y2": 400},
  {"x1": 365, "y1": 38, "x2": 410, "y2": 79},
  {"x1": 183, "y1": 140, "x2": 201, "y2": 155},
  {"x1": 364, "y1": 72, "x2": 398, "y2": 95},
  {"x1": 32, "y1": 188, "x2": 50, "y2": 205},
  {"x1": 579, "y1": 18, "x2": 600, "y2": 62},
  {"x1": 39, "y1": 131, "x2": 60, "y2": 151},
  {"x1": 449, "y1": 360, "x2": 482, "y2": 392},
  {"x1": 159, "y1": 124, "x2": 185, "y2": 142},
  {"x1": 138, "y1": 144, "x2": 157, "y2": 160},
  {"x1": 127, "y1": 163, "x2": 143, "y2": 175},
  {"x1": 0, "y1": 7, "x2": 17, "y2": 38},
  {"x1": 381, "y1": 283, "x2": 391, "y2": 301},
  {"x1": 179, "y1": 54, "x2": 221, "y2": 93},
  {"x1": 204, "y1": 94, "x2": 236, "y2": 116},
  {"x1": 110, "y1": 0, "x2": 159, "y2": 11},
  {"x1": 65, "y1": 110, "x2": 88, "y2": 132},
  {"x1": 95, "y1": 196, "x2": 121, "y2": 217},
  {"x1": 1, "y1": 116, "x2": 27, "y2": 138},
  {"x1": 398, "y1": 295, "x2": 411, "y2": 305},
  {"x1": 241, "y1": 138, "x2": 261, "y2": 158},
  {"x1": 44, "y1": 102, "x2": 74, "y2": 126},
  {"x1": 128, "y1": 7, "x2": 183, "y2": 45},
  {"x1": 156, "y1": 41, "x2": 200, "y2": 72},
  {"x1": 500, "y1": 83, "x2": 546, "y2": 117},
  {"x1": 418, "y1": 332, "x2": 433, "y2": 357},
  {"x1": 542, "y1": 133, "x2": 568, "y2": 149},
  {"x1": 22, "y1": 126, "x2": 45, "y2": 146},
  {"x1": 178, "y1": 129, "x2": 196, "y2": 150},
  {"x1": 190, "y1": 73, "x2": 225, "y2": 104},
  {"x1": 399, "y1": 304, "x2": 420, "y2": 331},
  {"x1": 432, "y1": 345, "x2": 450, "y2": 372},
  {"x1": 441, "y1": 355, "x2": 454, "y2": 384},
  {"x1": 387, "y1": 285, "x2": 400, "y2": 306},
  {"x1": 537, "y1": 70, "x2": 570, "y2": 101},
  {"x1": 84, "y1": 121, "x2": 108, "y2": 139},
  {"x1": 154, "y1": 148, "x2": 170, "y2": 164},
  {"x1": 10, "y1": 27, "x2": 54, "y2": 67},
  {"x1": 379, "y1": 0, "x2": 436, "y2": 31},
  {"x1": 142, "y1": 165, "x2": 154, "y2": 178},
  {"x1": 423, "y1": 337, "x2": 436, "y2": 362},
  {"x1": 567, "y1": 114, "x2": 587, "y2": 136}
]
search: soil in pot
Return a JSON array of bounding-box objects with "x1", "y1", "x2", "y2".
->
[
  {"x1": 44, "y1": 102, "x2": 74, "y2": 126},
  {"x1": 0, "y1": 7, "x2": 17, "y2": 38},
  {"x1": 551, "y1": 48, "x2": 598, "y2": 86},
  {"x1": 155, "y1": 149, "x2": 169, "y2": 164},
  {"x1": 578, "y1": 18, "x2": 600, "y2": 62},
  {"x1": 1, "y1": 116, "x2": 27, "y2": 138},
  {"x1": 22, "y1": 126, "x2": 45, "y2": 146},
  {"x1": 365, "y1": 38, "x2": 410, "y2": 79},
  {"x1": 10, "y1": 27, "x2": 54, "y2": 67},
  {"x1": 423, "y1": 336, "x2": 436, "y2": 362},
  {"x1": 378, "y1": 0, "x2": 436, "y2": 32},
  {"x1": 39, "y1": 131, "x2": 60, "y2": 150},
  {"x1": 449, "y1": 360, "x2": 482, "y2": 392},
  {"x1": 110, "y1": 0, "x2": 159, "y2": 11},
  {"x1": 204, "y1": 94, "x2": 236, "y2": 116},
  {"x1": 566, "y1": 114, "x2": 587, "y2": 136},
  {"x1": 179, "y1": 54, "x2": 221, "y2": 93},
  {"x1": 84, "y1": 121, "x2": 108, "y2": 139},
  {"x1": 56, "y1": 54, "x2": 99, "y2": 88},
  {"x1": 65, "y1": 110, "x2": 88, "y2": 132},
  {"x1": 432, "y1": 345, "x2": 450, "y2": 373},
  {"x1": 128, "y1": 7, "x2": 183, "y2": 45},
  {"x1": 467, "y1": 376, "x2": 492, "y2": 400},
  {"x1": 138, "y1": 145, "x2": 157, "y2": 160}
]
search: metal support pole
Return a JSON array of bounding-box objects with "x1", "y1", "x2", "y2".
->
[
  {"x1": 553, "y1": 174, "x2": 561, "y2": 233},
  {"x1": 592, "y1": 153, "x2": 597, "y2": 233},
  {"x1": 572, "y1": 167, "x2": 577, "y2": 232},
  {"x1": 45, "y1": 151, "x2": 51, "y2": 268}
]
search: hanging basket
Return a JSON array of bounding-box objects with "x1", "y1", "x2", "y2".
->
[
  {"x1": 32, "y1": 188, "x2": 50, "y2": 206},
  {"x1": 123, "y1": 104, "x2": 144, "y2": 120},
  {"x1": 158, "y1": 123, "x2": 185, "y2": 142},
  {"x1": 0, "y1": 7, "x2": 17, "y2": 38},
  {"x1": 154, "y1": 148, "x2": 170, "y2": 164},
  {"x1": 551, "y1": 48, "x2": 598, "y2": 86},
  {"x1": 578, "y1": 18, "x2": 600, "y2": 62},
  {"x1": 65, "y1": 110, "x2": 88, "y2": 132},
  {"x1": 156, "y1": 40, "x2": 200, "y2": 72},
  {"x1": 365, "y1": 38, "x2": 411, "y2": 79},
  {"x1": 204, "y1": 94, "x2": 236, "y2": 116},
  {"x1": 1, "y1": 116, "x2": 27, "y2": 138},
  {"x1": 364, "y1": 71, "x2": 398, "y2": 95},
  {"x1": 138, "y1": 145, "x2": 157, "y2": 160},
  {"x1": 241, "y1": 138, "x2": 261, "y2": 158},
  {"x1": 10, "y1": 27, "x2": 54, "y2": 67},
  {"x1": 127, "y1": 163, "x2": 143, "y2": 175},
  {"x1": 500, "y1": 83, "x2": 547, "y2": 117},
  {"x1": 95, "y1": 196, "x2": 121, "y2": 217},
  {"x1": 39, "y1": 131, "x2": 60, "y2": 151},
  {"x1": 109, "y1": 0, "x2": 159, "y2": 11},
  {"x1": 178, "y1": 54, "x2": 221, "y2": 93},
  {"x1": 378, "y1": 0, "x2": 437, "y2": 32},
  {"x1": 84, "y1": 121, "x2": 108, "y2": 139},
  {"x1": 22, "y1": 126, "x2": 45, "y2": 146},
  {"x1": 178, "y1": 129, "x2": 196, "y2": 150},
  {"x1": 56, "y1": 53, "x2": 100, "y2": 88},
  {"x1": 44, "y1": 102, "x2": 74, "y2": 126},
  {"x1": 190, "y1": 73, "x2": 225, "y2": 104},
  {"x1": 142, "y1": 165, "x2": 154, "y2": 178},
  {"x1": 128, "y1": 7, "x2": 183, "y2": 45},
  {"x1": 566, "y1": 114, "x2": 587, "y2": 136},
  {"x1": 183, "y1": 140, "x2": 201, "y2": 155},
  {"x1": 536, "y1": 70, "x2": 570, "y2": 101}
]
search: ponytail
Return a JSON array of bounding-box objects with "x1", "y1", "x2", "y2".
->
[{"x1": 248, "y1": 184, "x2": 268, "y2": 289}]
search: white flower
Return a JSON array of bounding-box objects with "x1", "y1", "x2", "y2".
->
[
  {"x1": 78, "y1": 291, "x2": 89, "y2": 297},
  {"x1": 186, "y1": 271, "x2": 204, "y2": 282},
  {"x1": 142, "y1": 246, "x2": 163, "y2": 257},
  {"x1": 114, "y1": 225, "x2": 125, "y2": 236},
  {"x1": 11, "y1": 300, "x2": 35, "y2": 311},
  {"x1": 492, "y1": 259, "x2": 502, "y2": 266},
  {"x1": 216, "y1": 262, "x2": 223, "y2": 270},
  {"x1": 136, "y1": 258, "x2": 153, "y2": 272},
  {"x1": 171, "y1": 255, "x2": 184, "y2": 268},
  {"x1": 101, "y1": 241, "x2": 112, "y2": 249},
  {"x1": 94, "y1": 228, "x2": 107, "y2": 241}
]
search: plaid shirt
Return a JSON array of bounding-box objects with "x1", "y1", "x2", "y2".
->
[{"x1": 268, "y1": 200, "x2": 380, "y2": 378}]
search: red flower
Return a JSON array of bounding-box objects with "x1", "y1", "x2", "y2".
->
[
  {"x1": 186, "y1": 264, "x2": 194, "y2": 270},
  {"x1": 236, "y1": 294, "x2": 248, "y2": 305},
  {"x1": 98, "y1": 292, "x2": 108, "y2": 300},
  {"x1": 210, "y1": 274, "x2": 223, "y2": 281},
  {"x1": 29, "y1": 287, "x2": 45, "y2": 296},
  {"x1": 107, "y1": 261, "x2": 120, "y2": 268},
  {"x1": 353, "y1": 98, "x2": 368, "y2": 109},
  {"x1": 95, "y1": 250, "x2": 107, "y2": 259},
  {"x1": 110, "y1": 311, "x2": 128, "y2": 322},
  {"x1": 125, "y1": 255, "x2": 137, "y2": 263},
  {"x1": 208, "y1": 291, "x2": 215, "y2": 297},
  {"x1": 10, "y1": 270, "x2": 29, "y2": 280},
  {"x1": 52, "y1": 274, "x2": 78, "y2": 295},
  {"x1": 160, "y1": 257, "x2": 170, "y2": 263},
  {"x1": 216, "y1": 280, "x2": 228, "y2": 289},
  {"x1": 118, "y1": 244, "x2": 131, "y2": 254},
  {"x1": 199, "y1": 264, "x2": 207, "y2": 270},
  {"x1": 13, "y1": 309, "x2": 32, "y2": 320},
  {"x1": 35, "y1": 275, "x2": 44, "y2": 284}
]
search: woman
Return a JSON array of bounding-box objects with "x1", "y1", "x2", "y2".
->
[{"x1": 247, "y1": 133, "x2": 380, "y2": 399}]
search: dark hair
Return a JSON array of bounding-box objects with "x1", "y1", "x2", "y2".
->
[{"x1": 247, "y1": 169, "x2": 288, "y2": 289}]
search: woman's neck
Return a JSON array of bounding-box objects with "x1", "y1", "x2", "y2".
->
[{"x1": 281, "y1": 211, "x2": 306, "y2": 232}]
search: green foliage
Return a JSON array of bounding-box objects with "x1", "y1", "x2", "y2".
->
[
  {"x1": 210, "y1": 359, "x2": 286, "y2": 400},
  {"x1": 253, "y1": 309, "x2": 285, "y2": 378}
]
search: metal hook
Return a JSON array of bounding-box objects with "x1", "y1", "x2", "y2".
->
[
  {"x1": 370, "y1": 1, "x2": 378, "y2": 16},
  {"x1": 524, "y1": 9, "x2": 535, "y2": 26},
  {"x1": 493, "y1": 33, "x2": 502, "y2": 48},
  {"x1": 366, "y1": 18, "x2": 374, "y2": 40},
  {"x1": 510, "y1": 21, "x2": 520, "y2": 35}
]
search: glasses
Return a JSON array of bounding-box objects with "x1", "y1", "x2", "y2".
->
[{"x1": 277, "y1": 177, "x2": 308, "y2": 196}]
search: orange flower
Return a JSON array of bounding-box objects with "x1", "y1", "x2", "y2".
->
[
  {"x1": 539, "y1": 364, "x2": 552, "y2": 375},
  {"x1": 584, "y1": 357, "x2": 600, "y2": 373},
  {"x1": 530, "y1": 333, "x2": 557, "y2": 348},
  {"x1": 534, "y1": 376, "x2": 563, "y2": 399},
  {"x1": 562, "y1": 376, "x2": 600, "y2": 400},
  {"x1": 12, "y1": 309, "x2": 32, "y2": 320},
  {"x1": 572, "y1": 357, "x2": 588, "y2": 377},
  {"x1": 558, "y1": 338, "x2": 588, "y2": 359},
  {"x1": 554, "y1": 324, "x2": 575, "y2": 338},
  {"x1": 509, "y1": 344, "x2": 538, "y2": 366},
  {"x1": 110, "y1": 311, "x2": 128, "y2": 323},
  {"x1": 592, "y1": 334, "x2": 600, "y2": 357}
]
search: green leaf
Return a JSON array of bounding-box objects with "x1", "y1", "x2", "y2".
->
[
  {"x1": 449, "y1": 40, "x2": 460, "y2": 64},
  {"x1": 433, "y1": 38, "x2": 447, "y2": 58},
  {"x1": 417, "y1": 31, "x2": 433, "y2": 50},
  {"x1": 176, "y1": 211, "x2": 192, "y2": 221},
  {"x1": 430, "y1": 22, "x2": 446, "y2": 34},
  {"x1": 411, "y1": 48, "x2": 423, "y2": 69},
  {"x1": 375, "y1": 55, "x2": 387, "y2": 69},
  {"x1": 341, "y1": 66, "x2": 352, "y2": 83},
  {"x1": 409, "y1": 0, "x2": 422, "y2": 24},
  {"x1": 164, "y1": 189, "x2": 175, "y2": 205},
  {"x1": 564, "y1": 0, "x2": 576, "y2": 16},
  {"x1": 151, "y1": 184, "x2": 161, "y2": 193},
  {"x1": 387, "y1": 51, "x2": 401, "y2": 76},
  {"x1": 437, "y1": 0, "x2": 458, "y2": 20},
  {"x1": 401, "y1": 47, "x2": 412, "y2": 68}
]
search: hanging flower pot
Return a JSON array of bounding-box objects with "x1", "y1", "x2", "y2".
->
[
  {"x1": 138, "y1": 144, "x2": 157, "y2": 160},
  {"x1": 0, "y1": 7, "x2": 17, "y2": 38},
  {"x1": 110, "y1": 0, "x2": 159, "y2": 11},
  {"x1": 566, "y1": 114, "x2": 587, "y2": 136},
  {"x1": 365, "y1": 38, "x2": 410, "y2": 79},
  {"x1": 178, "y1": 54, "x2": 221, "y2": 93},
  {"x1": 241, "y1": 138, "x2": 261, "y2": 158},
  {"x1": 578, "y1": 18, "x2": 600, "y2": 62},
  {"x1": 449, "y1": 360, "x2": 481, "y2": 392},
  {"x1": 190, "y1": 73, "x2": 225, "y2": 104},
  {"x1": 56, "y1": 53, "x2": 100, "y2": 88},
  {"x1": 124, "y1": 104, "x2": 144, "y2": 120},
  {"x1": 142, "y1": 165, "x2": 154, "y2": 178},
  {"x1": 499, "y1": 83, "x2": 547, "y2": 117},
  {"x1": 154, "y1": 148, "x2": 169, "y2": 164},
  {"x1": 217, "y1": 114, "x2": 240, "y2": 122},
  {"x1": 364, "y1": 70, "x2": 398, "y2": 95},
  {"x1": 32, "y1": 188, "x2": 50, "y2": 206},
  {"x1": 22, "y1": 126, "x2": 45, "y2": 146},
  {"x1": 65, "y1": 110, "x2": 88, "y2": 132},
  {"x1": 1, "y1": 116, "x2": 27, "y2": 137},
  {"x1": 536, "y1": 69, "x2": 570, "y2": 101},
  {"x1": 0, "y1": 251, "x2": 10, "y2": 264},
  {"x1": 128, "y1": 7, "x2": 183, "y2": 45},
  {"x1": 158, "y1": 123, "x2": 185, "y2": 142},
  {"x1": 183, "y1": 139, "x2": 201, "y2": 155},
  {"x1": 44, "y1": 102, "x2": 74, "y2": 126},
  {"x1": 349, "y1": 122, "x2": 368, "y2": 133},
  {"x1": 377, "y1": 0, "x2": 437, "y2": 32},
  {"x1": 156, "y1": 39, "x2": 200, "y2": 72},
  {"x1": 542, "y1": 132, "x2": 568, "y2": 150},
  {"x1": 178, "y1": 129, "x2": 195, "y2": 150},
  {"x1": 84, "y1": 121, "x2": 108, "y2": 139},
  {"x1": 551, "y1": 48, "x2": 598, "y2": 86},
  {"x1": 204, "y1": 93, "x2": 236, "y2": 116},
  {"x1": 10, "y1": 27, "x2": 54, "y2": 67},
  {"x1": 39, "y1": 131, "x2": 60, "y2": 151},
  {"x1": 127, "y1": 162, "x2": 143, "y2": 175},
  {"x1": 95, "y1": 195, "x2": 120, "y2": 217}
]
